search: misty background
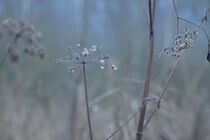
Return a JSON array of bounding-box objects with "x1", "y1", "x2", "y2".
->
[{"x1": 0, "y1": 0, "x2": 210, "y2": 140}]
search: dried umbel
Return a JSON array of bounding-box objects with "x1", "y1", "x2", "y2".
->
[
  {"x1": 1, "y1": 18, "x2": 44, "y2": 63},
  {"x1": 160, "y1": 28, "x2": 198, "y2": 57},
  {"x1": 53, "y1": 43, "x2": 117, "y2": 73}
]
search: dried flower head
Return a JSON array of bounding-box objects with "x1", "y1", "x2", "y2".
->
[
  {"x1": 53, "y1": 43, "x2": 117, "y2": 73},
  {"x1": 1, "y1": 18, "x2": 44, "y2": 63},
  {"x1": 160, "y1": 28, "x2": 198, "y2": 57}
]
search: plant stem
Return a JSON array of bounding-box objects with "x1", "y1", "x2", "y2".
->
[
  {"x1": 136, "y1": 0, "x2": 155, "y2": 140},
  {"x1": 82, "y1": 62, "x2": 93, "y2": 140}
]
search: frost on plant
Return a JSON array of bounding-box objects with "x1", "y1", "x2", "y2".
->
[
  {"x1": 53, "y1": 43, "x2": 117, "y2": 73},
  {"x1": 160, "y1": 28, "x2": 198, "y2": 57},
  {"x1": 1, "y1": 18, "x2": 44, "y2": 63}
]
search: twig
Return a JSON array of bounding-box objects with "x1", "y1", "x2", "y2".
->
[
  {"x1": 136, "y1": 0, "x2": 156, "y2": 140},
  {"x1": 172, "y1": 0, "x2": 179, "y2": 33},
  {"x1": 178, "y1": 17, "x2": 209, "y2": 41},
  {"x1": 172, "y1": 0, "x2": 209, "y2": 41},
  {"x1": 152, "y1": 0, "x2": 156, "y2": 23},
  {"x1": 143, "y1": 55, "x2": 183, "y2": 130},
  {"x1": 143, "y1": 0, "x2": 149, "y2": 22},
  {"x1": 105, "y1": 110, "x2": 140, "y2": 140},
  {"x1": 82, "y1": 62, "x2": 93, "y2": 140},
  {"x1": 142, "y1": 1, "x2": 210, "y2": 131}
]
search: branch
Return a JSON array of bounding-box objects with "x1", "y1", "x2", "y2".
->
[
  {"x1": 105, "y1": 110, "x2": 139, "y2": 140},
  {"x1": 142, "y1": 1, "x2": 210, "y2": 131},
  {"x1": 143, "y1": 55, "x2": 183, "y2": 130},
  {"x1": 172, "y1": 0, "x2": 179, "y2": 33}
]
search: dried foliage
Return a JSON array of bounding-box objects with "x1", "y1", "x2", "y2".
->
[{"x1": 1, "y1": 18, "x2": 44, "y2": 64}]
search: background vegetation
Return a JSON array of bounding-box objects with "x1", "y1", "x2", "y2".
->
[{"x1": 0, "y1": 0, "x2": 210, "y2": 140}]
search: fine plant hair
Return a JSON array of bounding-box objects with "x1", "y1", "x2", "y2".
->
[
  {"x1": 0, "y1": 18, "x2": 44, "y2": 66},
  {"x1": 53, "y1": 44, "x2": 117, "y2": 140},
  {"x1": 105, "y1": 0, "x2": 210, "y2": 140}
]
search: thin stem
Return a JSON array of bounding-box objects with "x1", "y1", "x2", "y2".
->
[
  {"x1": 143, "y1": 55, "x2": 183, "y2": 130},
  {"x1": 171, "y1": 0, "x2": 210, "y2": 41},
  {"x1": 82, "y1": 62, "x2": 93, "y2": 140},
  {"x1": 143, "y1": 0, "x2": 149, "y2": 22},
  {"x1": 172, "y1": 0, "x2": 179, "y2": 33},
  {"x1": 178, "y1": 17, "x2": 209, "y2": 41},
  {"x1": 136, "y1": 0, "x2": 155, "y2": 139},
  {"x1": 105, "y1": 110, "x2": 139, "y2": 140},
  {"x1": 142, "y1": 2, "x2": 210, "y2": 133}
]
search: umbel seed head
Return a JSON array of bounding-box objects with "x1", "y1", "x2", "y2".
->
[{"x1": 53, "y1": 43, "x2": 118, "y2": 73}]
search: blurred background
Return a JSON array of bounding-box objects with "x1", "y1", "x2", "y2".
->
[{"x1": 0, "y1": 0, "x2": 210, "y2": 140}]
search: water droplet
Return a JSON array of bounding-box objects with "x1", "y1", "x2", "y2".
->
[
  {"x1": 82, "y1": 48, "x2": 89, "y2": 56},
  {"x1": 112, "y1": 64, "x2": 118, "y2": 71},
  {"x1": 92, "y1": 45, "x2": 97, "y2": 52},
  {"x1": 100, "y1": 65, "x2": 105, "y2": 69},
  {"x1": 69, "y1": 68, "x2": 75, "y2": 73},
  {"x1": 77, "y1": 43, "x2": 81, "y2": 47},
  {"x1": 99, "y1": 59, "x2": 105, "y2": 63}
]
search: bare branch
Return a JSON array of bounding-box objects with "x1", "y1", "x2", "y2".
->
[
  {"x1": 143, "y1": 55, "x2": 183, "y2": 129},
  {"x1": 142, "y1": 2, "x2": 210, "y2": 131},
  {"x1": 172, "y1": 0, "x2": 179, "y2": 33}
]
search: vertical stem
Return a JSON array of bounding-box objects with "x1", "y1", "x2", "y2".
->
[
  {"x1": 136, "y1": 0, "x2": 155, "y2": 140},
  {"x1": 82, "y1": 62, "x2": 93, "y2": 140}
]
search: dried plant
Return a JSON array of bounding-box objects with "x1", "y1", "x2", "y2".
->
[
  {"x1": 140, "y1": 1, "x2": 210, "y2": 139},
  {"x1": 0, "y1": 18, "x2": 44, "y2": 65},
  {"x1": 105, "y1": 1, "x2": 210, "y2": 140},
  {"x1": 53, "y1": 43, "x2": 117, "y2": 140},
  {"x1": 160, "y1": 28, "x2": 198, "y2": 57},
  {"x1": 53, "y1": 43, "x2": 117, "y2": 73}
]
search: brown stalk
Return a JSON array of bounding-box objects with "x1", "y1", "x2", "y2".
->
[
  {"x1": 136, "y1": 0, "x2": 156, "y2": 140},
  {"x1": 143, "y1": 55, "x2": 183, "y2": 130},
  {"x1": 142, "y1": 0, "x2": 210, "y2": 132}
]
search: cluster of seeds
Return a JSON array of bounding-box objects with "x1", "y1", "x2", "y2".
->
[
  {"x1": 54, "y1": 43, "x2": 117, "y2": 73},
  {"x1": 2, "y1": 18, "x2": 44, "y2": 63},
  {"x1": 160, "y1": 28, "x2": 198, "y2": 57}
]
